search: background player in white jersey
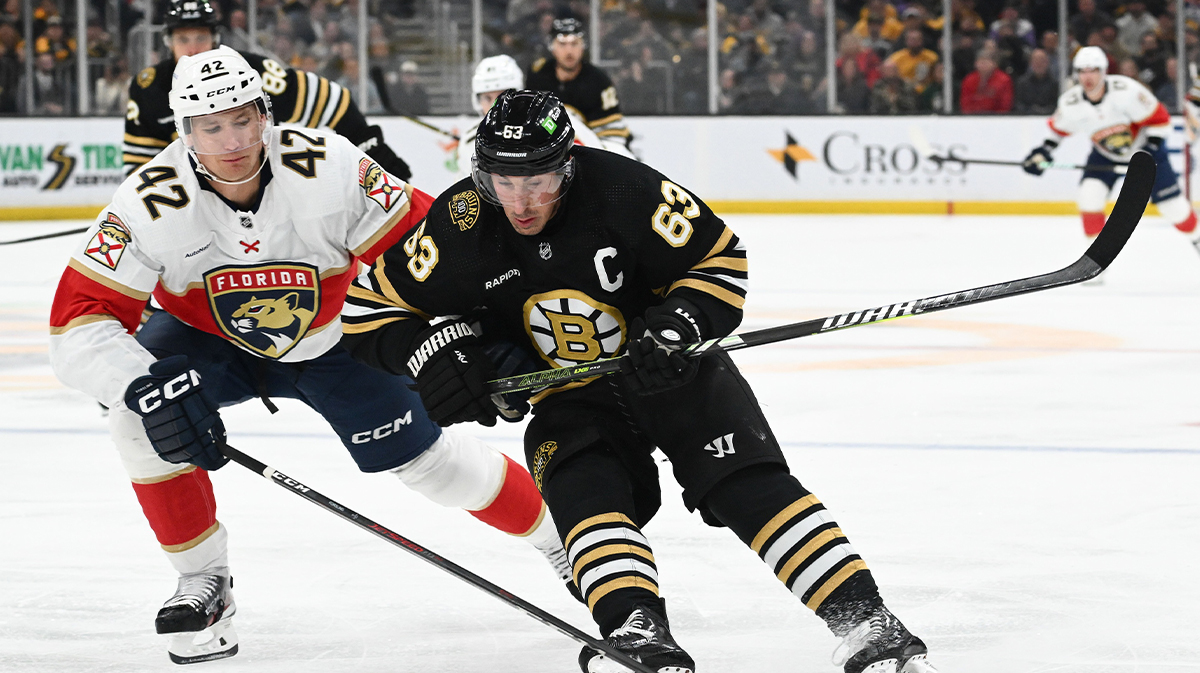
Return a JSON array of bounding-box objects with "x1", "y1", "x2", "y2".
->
[
  {"x1": 1023, "y1": 46, "x2": 1200, "y2": 257},
  {"x1": 454, "y1": 55, "x2": 633, "y2": 179},
  {"x1": 48, "y1": 48, "x2": 567, "y2": 665}
]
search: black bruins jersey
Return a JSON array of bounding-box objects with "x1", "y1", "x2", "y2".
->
[
  {"x1": 341, "y1": 147, "x2": 747, "y2": 404},
  {"x1": 124, "y1": 51, "x2": 374, "y2": 175},
  {"x1": 526, "y1": 59, "x2": 631, "y2": 147}
]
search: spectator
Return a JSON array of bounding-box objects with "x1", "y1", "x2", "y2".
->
[
  {"x1": 735, "y1": 61, "x2": 807, "y2": 114},
  {"x1": 718, "y1": 67, "x2": 738, "y2": 112},
  {"x1": 335, "y1": 57, "x2": 384, "y2": 114},
  {"x1": 992, "y1": 20, "x2": 1029, "y2": 77},
  {"x1": 1014, "y1": 48, "x2": 1058, "y2": 114},
  {"x1": 861, "y1": 13, "x2": 894, "y2": 60},
  {"x1": 837, "y1": 31, "x2": 881, "y2": 88},
  {"x1": 1156, "y1": 56, "x2": 1180, "y2": 112},
  {"x1": 885, "y1": 28, "x2": 939, "y2": 93},
  {"x1": 36, "y1": 15, "x2": 75, "y2": 63},
  {"x1": 1118, "y1": 56, "x2": 1140, "y2": 79},
  {"x1": 869, "y1": 59, "x2": 918, "y2": 114},
  {"x1": 385, "y1": 59, "x2": 429, "y2": 115},
  {"x1": 1098, "y1": 23, "x2": 1132, "y2": 64},
  {"x1": 1070, "y1": 0, "x2": 1113, "y2": 47},
  {"x1": 0, "y1": 20, "x2": 20, "y2": 113},
  {"x1": 951, "y1": 17, "x2": 985, "y2": 88},
  {"x1": 1084, "y1": 30, "x2": 1120, "y2": 73},
  {"x1": 989, "y1": 3, "x2": 1035, "y2": 47},
  {"x1": 1136, "y1": 32, "x2": 1168, "y2": 91},
  {"x1": 18, "y1": 51, "x2": 71, "y2": 115},
  {"x1": 1041, "y1": 30, "x2": 1062, "y2": 80},
  {"x1": 916, "y1": 61, "x2": 946, "y2": 112},
  {"x1": 895, "y1": 5, "x2": 939, "y2": 52},
  {"x1": 94, "y1": 58, "x2": 130, "y2": 115},
  {"x1": 837, "y1": 57, "x2": 871, "y2": 114},
  {"x1": 673, "y1": 26, "x2": 709, "y2": 113},
  {"x1": 852, "y1": 0, "x2": 904, "y2": 43},
  {"x1": 960, "y1": 51, "x2": 1013, "y2": 113},
  {"x1": 618, "y1": 54, "x2": 664, "y2": 114},
  {"x1": 1116, "y1": 1, "x2": 1159, "y2": 56}
]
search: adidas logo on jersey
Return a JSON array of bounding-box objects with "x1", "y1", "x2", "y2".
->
[{"x1": 703, "y1": 433, "x2": 736, "y2": 458}]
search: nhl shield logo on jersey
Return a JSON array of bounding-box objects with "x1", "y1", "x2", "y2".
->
[
  {"x1": 84, "y1": 213, "x2": 132, "y2": 270},
  {"x1": 448, "y1": 190, "x2": 480, "y2": 231},
  {"x1": 358, "y1": 158, "x2": 401, "y2": 211},
  {"x1": 524, "y1": 290, "x2": 625, "y2": 368},
  {"x1": 205, "y1": 263, "x2": 321, "y2": 358}
]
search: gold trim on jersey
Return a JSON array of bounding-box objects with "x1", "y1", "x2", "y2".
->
[
  {"x1": 130, "y1": 464, "x2": 197, "y2": 484},
  {"x1": 692, "y1": 256, "x2": 748, "y2": 272},
  {"x1": 667, "y1": 278, "x2": 745, "y2": 309},
  {"x1": 349, "y1": 186, "x2": 412, "y2": 257},
  {"x1": 123, "y1": 153, "x2": 152, "y2": 166},
  {"x1": 806, "y1": 559, "x2": 868, "y2": 610},
  {"x1": 155, "y1": 278, "x2": 205, "y2": 297},
  {"x1": 587, "y1": 113, "x2": 623, "y2": 129},
  {"x1": 596, "y1": 128, "x2": 632, "y2": 138},
  {"x1": 308, "y1": 78, "x2": 331, "y2": 128},
  {"x1": 703, "y1": 227, "x2": 734, "y2": 259},
  {"x1": 587, "y1": 576, "x2": 659, "y2": 611},
  {"x1": 511, "y1": 503, "x2": 548, "y2": 537},
  {"x1": 287, "y1": 72, "x2": 309, "y2": 124},
  {"x1": 339, "y1": 315, "x2": 404, "y2": 334},
  {"x1": 319, "y1": 262, "x2": 352, "y2": 280},
  {"x1": 775, "y1": 527, "x2": 847, "y2": 582},
  {"x1": 564, "y1": 512, "x2": 635, "y2": 548},
  {"x1": 329, "y1": 90, "x2": 352, "y2": 129},
  {"x1": 67, "y1": 258, "x2": 153, "y2": 300},
  {"x1": 49, "y1": 313, "x2": 119, "y2": 335},
  {"x1": 161, "y1": 521, "x2": 221, "y2": 553},
  {"x1": 370, "y1": 256, "x2": 433, "y2": 321},
  {"x1": 123, "y1": 133, "x2": 170, "y2": 148}
]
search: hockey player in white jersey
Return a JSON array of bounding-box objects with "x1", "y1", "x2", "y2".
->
[
  {"x1": 453, "y1": 54, "x2": 634, "y2": 179},
  {"x1": 48, "y1": 47, "x2": 569, "y2": 665},
  {"x1": 1023, "y1": 46, "x2": 1200, "y2": 257}
]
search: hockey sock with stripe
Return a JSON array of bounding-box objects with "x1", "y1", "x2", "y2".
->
[{"x1": 130, "y1": 465, "x2": 229, "y2": 574}]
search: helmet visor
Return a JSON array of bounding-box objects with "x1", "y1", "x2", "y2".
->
[
  {"x1": 183, "y1": 101, "x2": 270, "y2": 156},
  {"x1": 471, "y1": 157, "x2": 574, "y2": 208}
]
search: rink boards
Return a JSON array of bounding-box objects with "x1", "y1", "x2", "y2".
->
[{"x1": 0, "y1": 114, "x2": 1191, "y2": 219}]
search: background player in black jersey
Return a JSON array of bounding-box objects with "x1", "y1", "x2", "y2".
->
[
  {"x1": 525, "y1": 18, "x2": 633, "y2": 154},
  {"x1": 123, "y1": 0, "x2": 411, "y2": 180},
  {"x1": 340, "y1": 90, "x2": 937, "y2": 673}
]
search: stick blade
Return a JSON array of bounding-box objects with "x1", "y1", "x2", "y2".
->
[
  {"x1": 908, "y1": 124, "x2": 936, "y2": 159},
  {"x1": 1085, "y1": 150, "x2": 1155, "y2": 270}
]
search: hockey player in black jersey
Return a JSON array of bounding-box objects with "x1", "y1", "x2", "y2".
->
[
  {"x1": 123, "y1": 0, "x2": 411, "y2": 180},
  {"x1": 526, "y1": 17, "x2": 632, "y2": 152},
  {"x1": 340, "y1": 90, "x2": 938, "y2": 673}
]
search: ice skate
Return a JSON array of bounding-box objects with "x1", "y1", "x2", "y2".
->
[
  {"x1": 155, "y1": 568, "x2": 238, "y2": 664},
  {"x1": 832, "y1": 605, "x2": 935, "y2": 673},
  {"x1": 578, "y1": 601, "x2": 694, "y2": 673}
]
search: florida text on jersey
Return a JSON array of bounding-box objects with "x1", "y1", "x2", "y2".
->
[
  {"x1": 1048, "y1": 74, "x2": 1171, "y2": 162},
  {"x1": 124, "y1": 51, "x2": 357, "y2": 174},
  {"x1": 51, "y1": 127, "x2": 432, "y2": 407},
  {"x1": 342, "y1": 147, "x2": 747, "y2": 404}
]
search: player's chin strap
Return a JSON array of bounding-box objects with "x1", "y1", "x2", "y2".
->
[{"x1": 487, "y1": 150, "x2": 1156, "y2": 397}]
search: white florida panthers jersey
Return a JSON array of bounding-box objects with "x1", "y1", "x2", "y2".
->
[
  {"x1": 1048, "y1": 74, "x2": 1170, "y2": 162},
  {"x1": 49, "y1": 126, "x2": 432, "y2": 407}
]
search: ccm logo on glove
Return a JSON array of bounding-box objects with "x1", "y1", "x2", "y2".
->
[{"x1": 131, "y1": 369, "x2": 203, "y2": 414}]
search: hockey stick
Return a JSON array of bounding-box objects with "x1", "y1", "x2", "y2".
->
[
  {"x1": 218, "y1": 442, "x2": 657, "y2": 673},
  {"x1": 908, "y1": 125, "x2": 1125, "y2": 173},
  {"x1": 368, "y1": 66, "x2": 462, "y2": 141},
  {"x1": 0, "y1": 226, "x2": 88, "y2": 246},
  {"x1": 488, "y1": 150, "x2": 1154, "y2": 396},
  {"x1": 398, "y1": 113, "x2": 461, "y2": 141}
]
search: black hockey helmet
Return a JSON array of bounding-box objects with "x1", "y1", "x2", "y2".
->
[
  {"x1": 550, "y1": 17, "x2": 585, "y2": 40},
  {"x1": 472, "y1": 90, "x2": 576, "y2": 207},
  {"x1": 163, "y1": 0, "x2": 220, "y2": 34}
]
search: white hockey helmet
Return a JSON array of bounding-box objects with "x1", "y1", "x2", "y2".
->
[
  {"x1": 170, "y1": 46, "x2": 273, "y2": 183},
  {"x1": 1072, "y1": 46, "x2": 1108, "y2": 73},
  {"x1": 472, "y1": 55, "x2": 524, "y2": 113}
]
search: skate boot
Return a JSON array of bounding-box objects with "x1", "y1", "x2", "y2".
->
[
  {"x1": 532, "y1": 535, "x2": 585, "y2": 603},
  {"x1": 832, "y1": 605, "x2": 935, "y2": 673},
  {"x1": 578, "y1": 601, "x2": 695, "y2": 673},
  {"x1": 155, "y1": 567, "x2": 238, "y2": 664}
]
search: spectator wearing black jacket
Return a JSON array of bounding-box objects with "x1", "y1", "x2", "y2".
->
[{"x1": 1014, "y1": 48, "x2": 1058, "y2": 114}]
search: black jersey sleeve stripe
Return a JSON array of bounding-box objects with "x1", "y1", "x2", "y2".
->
[
  {"x1": 667, "y1": 277, "x2": 746, "y2": 309},
  {"x1": 124, "y1": 133, "x2": 170, "y2": 148},
  {"x1": 328, "y1": 88, "x2": 352, "y2": 129},
  {"x1": 307, "y1": 77, "x2": 331, "y2": 129},
  {"x1": 285, "y1": 71, "x2": 309, "y2": 124}
]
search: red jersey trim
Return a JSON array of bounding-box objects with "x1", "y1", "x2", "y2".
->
[
  {"x1": 352, "y1": 185, "x2": 434, "y2": 264},
  {"x1": 1131, "y1": 102, "x2": 1171, "y2": 137},
  {"x1": 1047, "y1": 118, "x2": 1069, "y2": 137},
  {"x1": 50, "y1": 263, "x2": 150, "y2": 334}
]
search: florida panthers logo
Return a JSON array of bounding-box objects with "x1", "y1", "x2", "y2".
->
[
  {"x1": 523, "y1": 290, "x2": 625, "y2": 368},
  {"x1": 1092, "y1": 124, "x2": 1134, "y2": 156},
  {"x1": 205, "y1": 263, "x2": 320, "y2": 358}
]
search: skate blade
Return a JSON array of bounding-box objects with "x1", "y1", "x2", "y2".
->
[
  {"x1": 861, "y1": 654, "x2": 938, "y2": 673},
  {"x1": 587, "y1": 654, "x2": 693, "y2": 673},
  {"x1": 166, "y1": 618, "x2": 238, "y2": 665}
]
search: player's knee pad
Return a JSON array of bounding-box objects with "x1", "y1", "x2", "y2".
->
[
  {"x1": 389, "y1": 431, "x2": 505, "y2": 510},
  {"x1": 109, "y1": 401, "x2": 186, "y2": 480},
  {"x1": 1077, "y1": 178, "x2": 1110, "y2": 213},
  {"x1": 1156, "y1": 194, "x2": 1195, "y2": 225}
]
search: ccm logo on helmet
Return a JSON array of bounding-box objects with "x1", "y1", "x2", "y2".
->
[
  {"x1": 351, "y1": 411, "x2": 414, "y2": 444},
  {"x1": 207, "y1": 86, "x2": 235, "y2": 97},
  {"x1": 135, "y1": 370, "x2": 202, "y2": 414}
]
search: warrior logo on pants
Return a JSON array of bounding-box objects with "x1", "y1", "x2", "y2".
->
[{"x1": 205, "y1": 263, "x2": 320, "y2": 358}]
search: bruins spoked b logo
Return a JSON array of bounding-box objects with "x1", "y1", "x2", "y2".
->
[
  {"x1": 205, "y1": 263, "x2": 320, "y2": 358},
  {"x1": 524, "y1": 290, "x2": 625, "y2": 368}
]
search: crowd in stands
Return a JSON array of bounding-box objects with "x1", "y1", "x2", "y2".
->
[{"x1": 1, "y1": 0, "x2": 1198, "y2": 116}]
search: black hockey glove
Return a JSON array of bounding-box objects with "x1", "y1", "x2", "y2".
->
[
  {"x1": 407, "y1": 321, "x2": 499, "y2": 427},
  {"x1": 1022, "y1": 140, "x2": 1057, "y2": 176},
  {"x1": 124, "y1": 355, "x2": 228, "y2": 471},
  {"x1": 619, "y1": 300, "x2": 703, "y2": 396},
  {"x1": 482, "y1": 340, "x2": 538, "y2": 422},
  {"x1": 359, "y1": 125, "x2": 412, "y2": 181},
  {"x1": 1143, "y1": 135, "x2": 1165, "y2": 153}
]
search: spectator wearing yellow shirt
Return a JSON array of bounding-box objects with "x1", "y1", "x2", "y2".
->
[
  {"x1": 34, "y1": 15, "x2": 75, "y2": 62},
  {"x1": 853, "y1": 0, "x2": 904, "y2": 43},
  {"x1": 885, "y1": 29, "x2": 939, "y2": 93}
]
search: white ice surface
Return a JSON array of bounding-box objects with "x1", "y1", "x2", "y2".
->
[{"x1": 1, "y1": 213, "x2": 1197, "y2": 673}]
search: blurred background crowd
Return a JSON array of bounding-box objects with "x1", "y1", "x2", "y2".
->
[{"x1": 2, "y1": 0, "x2": 1198, "y2": 116}]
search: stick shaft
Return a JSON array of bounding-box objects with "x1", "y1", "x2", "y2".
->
[
  {"x1": 0, "y1": 226, "x2": 88, "y2": 245},
  {"x1": 218, "y1": 443, "x2": 655, "y2": 673}
]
